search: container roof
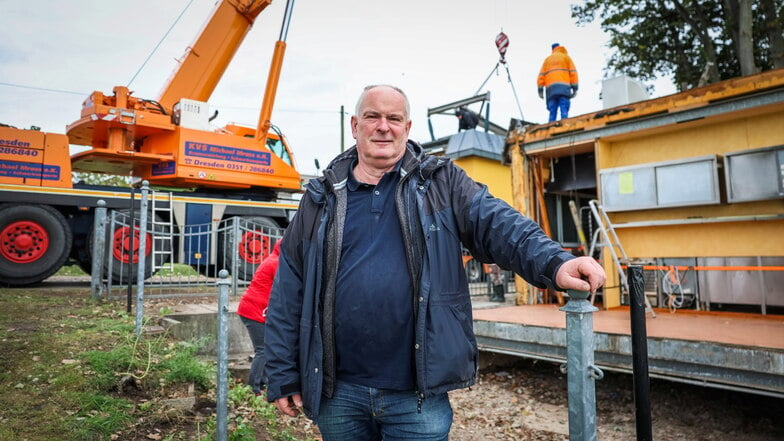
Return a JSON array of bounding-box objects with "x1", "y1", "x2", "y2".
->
[{"x1": 445, "y1": 129, "x2": 505, "y2": 162}]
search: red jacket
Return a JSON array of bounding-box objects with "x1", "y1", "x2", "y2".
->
[{"x1": 236, "y1": 241, "x2": 281, "y2": 323}]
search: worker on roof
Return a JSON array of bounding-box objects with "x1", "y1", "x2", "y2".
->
[
  {"x1": 455, "y1": 107, "x2": 479, "y2": 131},
  {"x1": 537, "y1": 43, "x2": 579, "y2": 122}
]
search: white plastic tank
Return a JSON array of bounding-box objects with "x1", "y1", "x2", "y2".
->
[{"x1": 601, "y1": 75, "x2": 649, "y2": 109}]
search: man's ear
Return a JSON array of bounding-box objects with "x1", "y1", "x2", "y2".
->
[{"x1": 350, "y1": 115, "x2": 359, "y2": 139}]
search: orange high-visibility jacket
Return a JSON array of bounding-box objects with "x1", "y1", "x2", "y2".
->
[{"x1": 537, "y1": 46, "x2": 579, "y2": 99}]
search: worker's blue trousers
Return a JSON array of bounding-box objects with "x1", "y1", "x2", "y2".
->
[{"x1": 547, "y1": 95, "x2": 571, "y2": 122}]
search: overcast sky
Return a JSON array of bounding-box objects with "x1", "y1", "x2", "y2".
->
[{"x1": 0, "y1": 0, "x2": 676, "y2": 176}]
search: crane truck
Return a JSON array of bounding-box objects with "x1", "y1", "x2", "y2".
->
[{"x1": 0, "y1": 0, "x2": 301, "y2": 286}]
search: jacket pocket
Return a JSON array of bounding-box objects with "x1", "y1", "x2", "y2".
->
[
  {"x1": 425, "y1": 295, "x2": 477, "y2": 388},
  {"x1": 429, "y1": 290, "x2": 464, "y2": 306}
]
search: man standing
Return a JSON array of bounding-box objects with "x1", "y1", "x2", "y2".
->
[
  {"x1": 264, "y1": 84, "x2": 605, "y2": 440},
  {"x1": 537, "y1": 43, "x2": 579, "y2": 122}
]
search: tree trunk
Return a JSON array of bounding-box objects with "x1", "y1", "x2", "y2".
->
[
  {"x1": 737, "y1": 0, "x2": 758, "y2": 75},
  {"x1": 673, "y1": 0, "x2": 721, "y2": 84},
  {"x1": 759, "y1": 0, "x2": 784, "y2": 69}
]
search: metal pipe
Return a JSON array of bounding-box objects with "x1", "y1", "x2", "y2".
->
[
  {"x1": 629, "y1": 265, "x2": 653, "y2": 441},
  {"x1": 216, "y1": 269, "x2": 231, "y2": 441},
  {"x1": 90, "y1": 200, "x2": 107, "y2": 301},
  {"x1": 134, "y1": 181, "x2": 150, "y2": 336},
  {"x1": 607, "y1": 213, "x2": 784, "y2": 229},
  {"x1": 127, "y1": 185, "x2": 136, "y2": 313},
  {"x1": 560, "y1": 289, "x2": 603, "y2": 440},
  {"x1": 230, "y1": 218, "x2": 240, "y2": 295},
  {"x1": 427, "y1": 92, "x2": 491, "y2": 116}
]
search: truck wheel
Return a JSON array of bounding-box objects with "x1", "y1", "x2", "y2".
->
[
  {"x1": 0, "y1": 204, "x2": 72, "y2": 286},
  {"x1": 221, "y1": 216, "x2": 279, "y2": 281},
  {"x1": 99, "y1": 211, "x2": 171, "y2": 284}
]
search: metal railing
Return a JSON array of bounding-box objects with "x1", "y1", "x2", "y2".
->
[{"x1": 89, "y1": 183, "x2": 284, "y2": 313}]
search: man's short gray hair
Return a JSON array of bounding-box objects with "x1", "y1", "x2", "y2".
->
[{"x1": 354, "y1": 84, "x2": 410, "y2": 121}]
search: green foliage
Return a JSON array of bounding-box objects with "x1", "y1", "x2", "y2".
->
[
  {"x1": 156, "y1": 263, "x2": 200, "y2": 277},
  {"x1": 67, "y1": 393, "x2": 134, "y2": 440},
  {"x1": 229, "y1": 421, "x2": 257, "y2": 441},
  {"x1": 0, "y1": 287, "x2": 317, "y2": 441},
  {"x1": 225, "y1": 383, "x2": 319, "y2": 441},
  {"x1": 73, "y1": 171, "x2": 132, "y2": 187},
  {"x1": 55, "y1": 264, "x2": 89, "y2": 276},
  {"x1": 159, "y1": 341, "x2": 214, "y2": 389},
  {"x1": 572, "y1": 0, "x2": 784, "y2": 90},
  {"x1": 82, "y1": 344, "x2": 137, "y2": 390}
]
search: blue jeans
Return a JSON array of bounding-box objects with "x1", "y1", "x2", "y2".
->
[
  {"x1": 317, "y1": 380, "x2": 453, "y2": 441},
  {"x1": 240, "y1": 316, "x2": 266, "y2": 394},
  {"x1": 547, "y1": 95, "x2": 571, "y2": 122}
]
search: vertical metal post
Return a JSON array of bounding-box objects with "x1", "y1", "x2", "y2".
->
[
  {"x1": 127, "y1": 185, "x2": 136, "y2": 313},
  {"x1": 560, "y1": 289, "x2": 603, "y2": 441},
  {"x1": 106, "y1": 212, "x2": 116, "y2": 297},
  {"x1": 216, "y1": 269, "x2": 231, "y2": 441},
  {"x1": 757, "y1": 256, "x2": 767, "y2": 315},
  {"x1": 134, "y1": 181, "x2": 150, "y2": 336},
  {"x1": 230, "y1": 218, "x2": 240, "y2": 295},
  {"x1": 628, "y1": 265, "x2": 653, "y2": 441},
  {"x1": 340, "y1": 104, "x2": 345, "y2": 153},
  {"x1": 90, "y1": 200, "x2": 107, "y2": 300}
]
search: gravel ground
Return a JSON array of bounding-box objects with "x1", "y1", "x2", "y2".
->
[{"x1": 448, "y1": 357, "x2": 783, "y2": 440}]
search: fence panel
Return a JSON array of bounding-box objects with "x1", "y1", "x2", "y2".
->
[{"x1": 97, "y1": 211, "x2": 284, "y2": 301}]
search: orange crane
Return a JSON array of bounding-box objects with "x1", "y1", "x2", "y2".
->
[
  {"x1": 67, "y1": 0, "x2": 300, "y2": 191},
  {"x1": 0, "y1": 0, "x2": 301, "y2": 286}
]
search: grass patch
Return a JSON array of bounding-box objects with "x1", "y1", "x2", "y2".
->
[
  {"x1": 160, "y1": 341, "x2": 214, "y2": 390},
  {"x1": 55, "y1": 264, "x2": 89, "y2": 277},
  {"x1": 55, "y1": 263, "x2": 200, "y2": 278},
  {"x1": 156, "y1": 263, "x2": 200, "y2": 277},
  {"x1": 0, "y1": 286, "x2": 317, "y2": 441},
  {"x1": 67, "y1": 392, "x2": 135, "y2": 440}
]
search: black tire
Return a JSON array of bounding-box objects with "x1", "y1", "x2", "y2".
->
[
  {"x1": 0, "y1": 204, "x2": 72, "y2": 286},
  {"x1": 99, "y1": 210, "x2": 171, "y2": 284},
  {"x1": 220, "y1": 216, "x2": 279, "y2": 281}
]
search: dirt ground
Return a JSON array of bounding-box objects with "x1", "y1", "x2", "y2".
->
[
  {"x1": 253, "y1": 356, "x2": 784, "y2": 440},
  {"x1": 32, "y1": 282, "x2": 784, "y2": 440},
  {"x1": 447, "y1": 358, "x2": 783, "y2": 441}
]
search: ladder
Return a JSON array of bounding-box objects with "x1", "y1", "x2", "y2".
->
[
  {"x1": 588, "y1": 199, "x2": 656, "y2": 317},
  {"x1": 150, "y1": 189, "x2": 175, "y2": 273}
]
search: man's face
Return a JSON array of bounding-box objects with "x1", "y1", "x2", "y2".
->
[{"x1": 351, "y1": 86, "x2": 412, "y2": 170}]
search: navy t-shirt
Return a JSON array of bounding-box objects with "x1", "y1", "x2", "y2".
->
[{"x1": 334, "y1": 164, "x2": 416, "y2": 390}]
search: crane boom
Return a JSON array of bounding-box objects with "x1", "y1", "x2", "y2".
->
[
  {"x1": 65, "y1": 0, "x2": 301, "y2": 192},
  {"x1": 157, "y1": 0, "x2": 273, "y2": 112}
]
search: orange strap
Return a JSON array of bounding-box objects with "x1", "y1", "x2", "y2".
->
[{"x1": 623, "y1": 265, "x2": 784, "y2": 272}]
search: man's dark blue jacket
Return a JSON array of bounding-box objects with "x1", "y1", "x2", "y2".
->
[{"x1": 264, "y1": 141, "x2": 574, "y2": 420}]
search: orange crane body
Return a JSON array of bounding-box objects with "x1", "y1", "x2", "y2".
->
[
  {"x1": 0, "y1": 0, "x2": 302, "y2": 286},
  {"x1": 66, "y1": 0, "x2": 300, "y2": 191}
]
